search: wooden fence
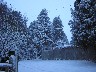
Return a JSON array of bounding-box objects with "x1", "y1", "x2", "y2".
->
[{"x1": 41, "y1": 47, "x2": 96, "y2": 60}]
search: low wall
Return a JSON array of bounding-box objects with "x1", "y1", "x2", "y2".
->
[{"x1": 41, "y1": 47, "x2": 96, "y2": 60}]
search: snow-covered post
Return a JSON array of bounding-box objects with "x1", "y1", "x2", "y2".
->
[
  {"x1": 9, "y1": 54, "x2": 16, "y2": 72},
  {"x1": 15, "y1": 46, "x2": 18, "y2": 72},
  {"x1": 9, "y1": 47, "x2": 18, "y2": 72}
]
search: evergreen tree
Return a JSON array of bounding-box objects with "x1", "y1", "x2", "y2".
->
[
  {"x1": 53, "y1": 16, "x2": 64, "y2": 42},
  {"x1": 29, "y1": 9, "x2": 53, "y2": 59},
  {"x1": 36, "y1": 9, "x2": 53, "y2": 50},
  {"x1": 63, "y1": 34, "x2": 69, "y2": 45},
  {"x1": 29, "y1": 21, "x2": 40, "y2": 59},
  {"x1": 0, "y1": 0, "x2": 31, "y2": 60},
  {"x1": 69, "y1": 0, "x2": 96, "y2": 50},
  {"x1": 53, "y1": 16, "x2": 69, "y2": 48}
]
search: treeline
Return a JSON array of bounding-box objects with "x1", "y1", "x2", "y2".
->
[
  {"x1": 0, "y1": 0, "x2": 69, "y2": 60},
  {"x1": 29, "y1": 9, "x2": 69, "y2": 59}
]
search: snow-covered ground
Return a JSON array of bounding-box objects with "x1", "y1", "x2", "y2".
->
[{"x1": 18, "y1": 60, "x2": 96, "y2": 72}]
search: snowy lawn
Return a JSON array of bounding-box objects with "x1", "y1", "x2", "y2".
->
[{"x1": 18, "y1": 60, "x2": 96, "y2": 72}]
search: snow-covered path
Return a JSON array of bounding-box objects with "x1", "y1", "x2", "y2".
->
[{"x1": 18, "y1": 60, "x2": 96, "y2": 72}]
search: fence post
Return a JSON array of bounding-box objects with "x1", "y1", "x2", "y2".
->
[{"x1": 9, "y1": 55, "x2": 16, "y2": 72}]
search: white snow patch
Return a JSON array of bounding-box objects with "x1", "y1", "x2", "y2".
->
[
  {"x1": 18, "y1": 60, "x2": 96, "y2": 72},
  {"x1": 64, "y1": 44, "x2": 71, "y2": 47}
]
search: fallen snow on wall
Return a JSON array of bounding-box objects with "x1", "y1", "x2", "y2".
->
[{"x1": 18, "y1": 60, "x2": 96, "y2": 72}]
